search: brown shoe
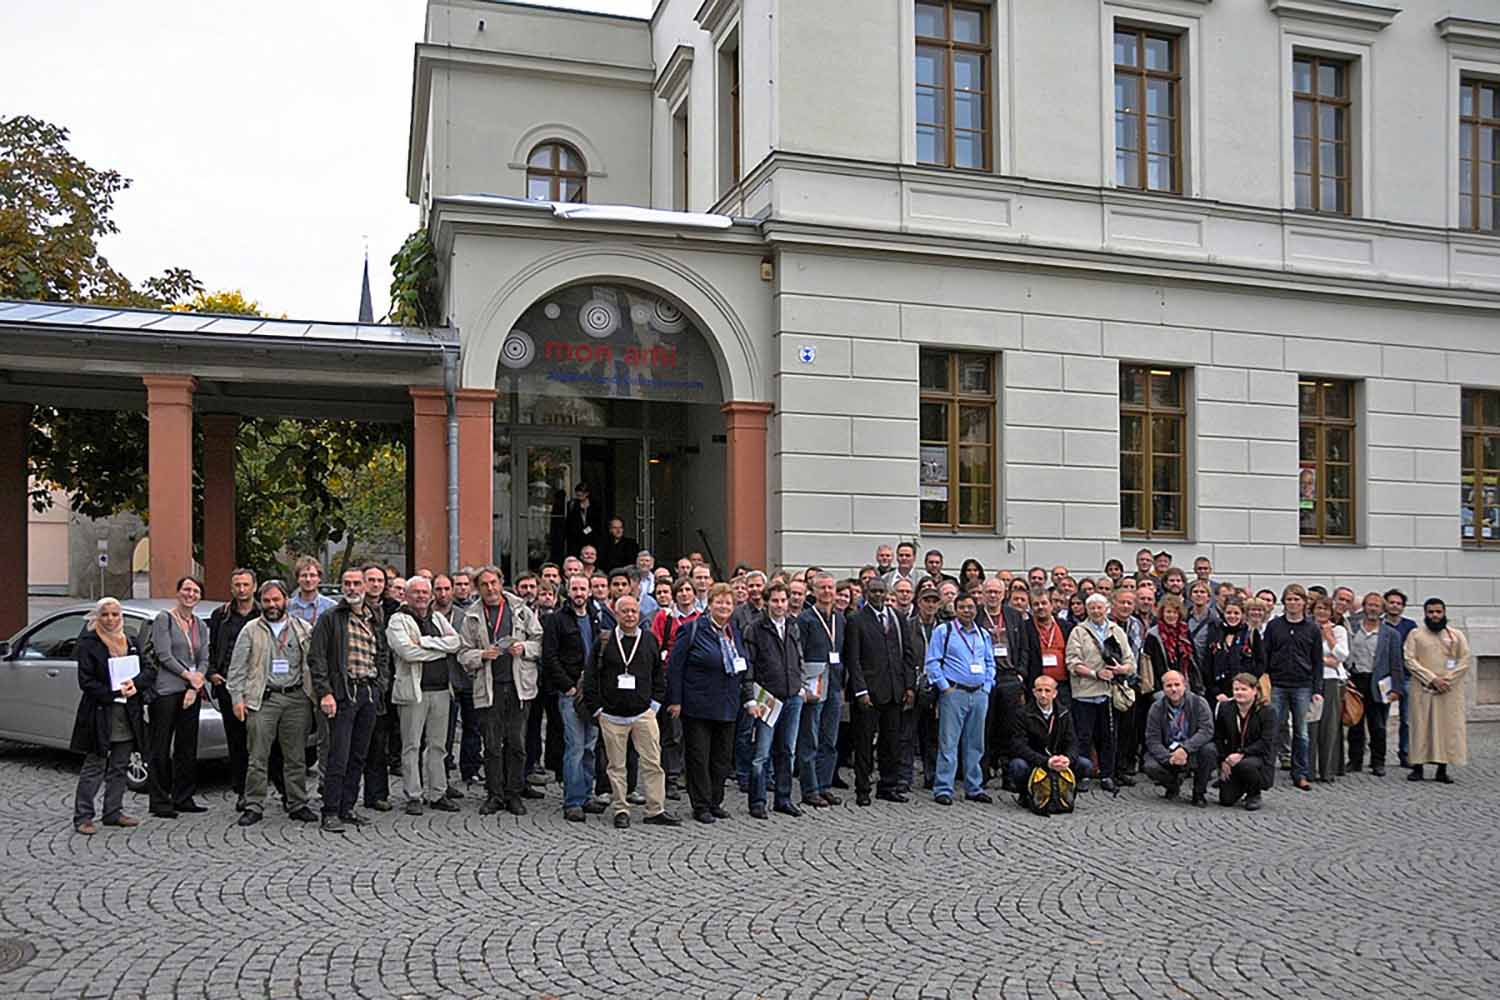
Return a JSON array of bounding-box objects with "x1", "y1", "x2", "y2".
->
[
  {"x1": 104, "y1": 815, "x2": 140, "y2": 828},
  {"x1": 75, "y1": 821, "x2": 97, "y2": 835}
]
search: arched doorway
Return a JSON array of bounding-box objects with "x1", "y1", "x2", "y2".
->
[{"x1": 491, "y1": 282, "x2": 726, "y2": 575}]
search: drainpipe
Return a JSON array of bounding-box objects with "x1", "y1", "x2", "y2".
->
[{"x1": 442, "y1": 347, "x2": 460, "y2": 571}]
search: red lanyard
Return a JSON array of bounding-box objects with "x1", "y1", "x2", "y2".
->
[
  {"x1": 487, "y1": 603, "x2": 507, "y2": 643},
  {"x1": 172, "y1": 612, "x2": 198, "y2": 655}
]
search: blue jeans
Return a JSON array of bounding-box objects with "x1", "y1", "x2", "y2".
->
[
  {"x1": 558, "y1": 693, "x2": 597, "y2": 809},
  {"x1": 749, "y1": 696, "x2": 803, "y2": 809},
  {"x1": 934, "y1": 687, "x2": 988, "y2": 798},
  {"x1": 1269, "y1": 684, "x2": 1312, "y2": 782},
  {"x1": 816, "y1": 681, "x2": 844, "y2": 791},
  {"x1": 734, "y1": 707, "x2": 755, "y2": 788}
]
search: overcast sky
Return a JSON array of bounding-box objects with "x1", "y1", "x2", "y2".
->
[{"x1": 1, "y1": 0, "x2": 651, "y2": 322}]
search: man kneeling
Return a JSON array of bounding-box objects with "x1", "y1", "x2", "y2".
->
[
  {"x1": 1213, "y1": 672, "x2": 1274, "y2": 811},
  {"x1": 1142, "y1": 670, "x2": 1217, "y2": 807},
  {"x1": 1007, "y1": 675, "x2": 1093, "y2": 807}
]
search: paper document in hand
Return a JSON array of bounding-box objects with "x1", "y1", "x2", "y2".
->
[
  {"x1": 108, "y1": 654, "x2": 141, "y2": 690},
  {"x1": 804, "y1": 673, "x2": 825, "y2": 701},
  {"x1": 752, "y1": 684, "x2": 783, "y2": 728},
  {"x1": 1377, "y1": 676, "x2": 1392, "y2": 700}
]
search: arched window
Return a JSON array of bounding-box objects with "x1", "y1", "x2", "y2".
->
[{"x1": 526, "y1": 142, "x2": 587, "y2": 202}]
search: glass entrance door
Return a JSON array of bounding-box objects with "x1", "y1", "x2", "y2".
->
[{"x1": 513, "y1": 437, "x2": 578, "y2": 572}]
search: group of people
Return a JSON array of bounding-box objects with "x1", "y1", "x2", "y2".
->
[{"x1": 71, "y1": 532, "x2": 1474, "y2": 834}]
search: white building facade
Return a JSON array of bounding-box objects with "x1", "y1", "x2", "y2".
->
[{"x1": 409, "y1": 0, "x2": 1500, "y2": 711}]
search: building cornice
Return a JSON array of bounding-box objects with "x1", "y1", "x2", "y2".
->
[
  {"x1": 1265, "y1": 0, "x2": 1401, "y2": 32},
  {"x1": 1436, "y1": 16, "x2": 1500, "y2": 49},
  {"x1": 655, "y1": 44, "x2": 695, "y2": 106},
  {"x1": 695, "y1": 0, "x2": 741, "y2": 41}
]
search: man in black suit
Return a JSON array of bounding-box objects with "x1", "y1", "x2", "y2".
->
[
  {"x1": 563, "y1": 483, "x2": 605, "y2": 560},
  {"x1": 978, "y1": 576, "x2": 1040, "y2": 790},
  {"x1": 844, "y1": 578, "x2": 919, "y2": 805},
  {"x1": 602, "y1": 517, "x2": 639, "y2": 573}
]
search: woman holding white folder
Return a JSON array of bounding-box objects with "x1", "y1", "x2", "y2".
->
[{"x1": 71, "y1": 597, "x2": 146, "y2": 834}]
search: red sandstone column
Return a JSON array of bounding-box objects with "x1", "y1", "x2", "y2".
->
[
  {"x1": 409, "y1": 388, "x2": 449, "y2": 573},
  {"x1": 0, "y1": 403, "x2": 29, "y2": 636},
  {"x1": 200, "y1": 414, "x2": 239, "y2": 600},
  {"x1": 721, "y1": 401, "x2": 772, "y2": 572},
  {"x1": 455, "y1": 389, "x2": 496, "y2": 570},
  {"x1": 143, "y1": 375, "x2": 197, "y2": 598}
]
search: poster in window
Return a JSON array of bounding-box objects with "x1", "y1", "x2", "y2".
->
[
  {"x1": 1298, "y1": 463, "x2": 1316, "y2": 510},
  {"x1": 920, "y1": 446, "x2": 949, "y2": 487}
]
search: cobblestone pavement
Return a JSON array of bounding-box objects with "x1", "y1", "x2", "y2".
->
[{"x1": 2, "y1": 728, "x2": 1498, "y2": 1000}]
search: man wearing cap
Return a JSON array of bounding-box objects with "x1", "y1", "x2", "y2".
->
[{"x1": 909, "y1": 581, "x2": 945, "y2": 788}]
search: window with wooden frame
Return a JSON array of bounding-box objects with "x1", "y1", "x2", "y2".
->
[
  {"x1": 1119, "y1": 366, "x2": 1186, "y2": 537},
  {"x1": 920, "y1": 350, "x2": 995, "y2": 530},
  {"x1": 1293, "y1": 55, "x2": 1351, "y2": 215},
  {"x1": 1461, "y1": 389, "x2": 1500, "y2": 546},
  {"x1": 1298, "y1": 378, "x2": 1356, "y2": 542},
  {"x1": 525, "y1": 142, "x2": 587, "y2": 203},
  {"x1": 915, "y1": 1, "x2": 991, "y2": 171},
  {"x1": 1114, "y1": 26, "x2": 1180, "y2": 193},
  {"x1": 1460, "y1": 78, "x2": 1500, "y2": 233}
]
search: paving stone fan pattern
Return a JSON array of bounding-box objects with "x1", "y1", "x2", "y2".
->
[{"x1": 2, "y1": 733, "x2": 1498, "y2": 999}]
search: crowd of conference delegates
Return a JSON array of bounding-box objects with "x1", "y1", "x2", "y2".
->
[{"x1": 71, "y1": 535, "x2": 1474, "y2": 834}]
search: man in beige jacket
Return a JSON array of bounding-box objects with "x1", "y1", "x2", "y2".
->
[
  {"x1": 386, "y1": 576, "x2": 462, "y2": 815},
  {"x1": 1404, "y1": 597, "x2": 1471, "y2": 784}
]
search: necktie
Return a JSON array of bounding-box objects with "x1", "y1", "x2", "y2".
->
[{"x1": 881, "y1": 611, "x2": 889, "y2": 635}]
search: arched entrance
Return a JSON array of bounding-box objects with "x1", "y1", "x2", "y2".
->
[{"x1": 491, "y1": 282, "x2": 727, "y2": 575}]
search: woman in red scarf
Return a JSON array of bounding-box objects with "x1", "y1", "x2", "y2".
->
[{"x1": 1142, "y1": 595, "x2": 1203, "y2": 695}]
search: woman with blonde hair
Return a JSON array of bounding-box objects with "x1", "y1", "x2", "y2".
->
[
  {"x1": 1213, "y1": 672, "x2": 1274, "y2": 810},
  {"x1": 71, "y1": 597, "x2": 146, "y2": 834}
]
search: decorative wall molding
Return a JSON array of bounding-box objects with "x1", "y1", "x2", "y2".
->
[
  {"x1": 655, "y1": 44, "x2": 694, "y2": 106},
  {"x1": 1436, "y1": 17, "x2": 1500, "y2": 49},
  {"x1": 1265, "y1": 0, "x2": 1401, "y2": 33}
]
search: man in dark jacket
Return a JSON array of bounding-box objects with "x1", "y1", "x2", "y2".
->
[
  {"x1": 563, "y1": 483, "x2": 605, "y2": 559},
  {"x1": 207, "y1": 568, "x2": 259, "y2": 810},
  {"x1": 796, "y1": 573, "x2": 846, "y2": 808},
  {"x1": 742, "y1": 582, "x2": 804, "y2": 819},
  {"x1": 1261, "y1": 584, "x2": 1322, "y2": 790},
  {"x1": 978, "y1": 577, "x2": 1039, "y2": 789},
  {"x1": 1006, "y1": 674, "x2": 1092, "y2": 793},
  {"x1": 582, "y1": 595, "x2": 678, "y2": 828},
  {"x1": 844, "y1": 578, "x2": 919, "y2": 805},
  {"x1": 543, "y1": 575, "x2": 605, "y2": 820},
  {"x1": 1143, "y1": 670, "x2": 1218, "y2": 806},
  {"x1": 308, "y1": 568, "x2": 392, "y2": 833}
]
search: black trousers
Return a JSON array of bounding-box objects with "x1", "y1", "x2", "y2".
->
[
  {"x1": 362, "y1": 699, "x2": 395, "y2": 806},
  {"x1": 681, "y1": 716, "x2": 734, "y2": 813},
  {"x1": 1071, "y1": 699, "x2": 1116, "y2": 781},
  {"x1": 1218, "y1": 757, "x2": 1269, "y2": 806},
  {"x1": 211, "y1": 682, "x2": 249, "y2": 797},
  {"x1": 447, "y1": 688, "x2": 484, "y2": 782},
  {"x1": 659, "y1": 710, "x2": 685, "y2": 784},
  {"x1": 852, "y1": 699, "x2": 903, "y2": 795},
  {"x1": 324, "y1": 686, "x2": 379, "y2": 817},
  {"x1": 983, "y1": 674, "x2": 1025, "y2": 774},
  {"x1": 1144, "y1": 747, "x2": 1219, "y2": 799},
  {"x1": 1115, "y1": 703, "x2": 1138, "y2": 773},
  {"x1": 915, "y1": 698, "x2": 938, "y2": 785},
  {"x1": 479, "y1": 685, "x2": 528, "y2": 804},
  {"x1": 1346, "y1": 673, "x2": 1389, "y2": 769},
  {"x1": 895, "y1": 705, "x2": 918, "y2": 787},
  {"x1": 148, "y1": 690, "x2": 201, "y2": 812}
]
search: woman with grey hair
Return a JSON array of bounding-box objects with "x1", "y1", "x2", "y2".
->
[
  {"x1": 71, "y1": 597, "x2": 146, "y2": 834},
  {"x1": 1065, "y1": 592, "x2": 1137, "y2": 794}
]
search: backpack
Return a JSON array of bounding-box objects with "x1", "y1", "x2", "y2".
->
[
  {"x1": 1022, "y1": 766, "x2": 1077, "y2": 816},
  {"x1": 135, "y1": 615, "x2": 162, "y2": 705}
]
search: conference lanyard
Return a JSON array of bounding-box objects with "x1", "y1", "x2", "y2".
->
[
  {"x1": 616, "y1": 630, "x2": 642, "y2": 669},
  {"x1": 814, "y1": 607, "x2": 837, "y2": 645},
  {"x1": 488, "y1": 604, "x2": 507, "y2": 644}
]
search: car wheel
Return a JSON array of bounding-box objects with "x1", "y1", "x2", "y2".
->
[{"x1": 126, "y1": 750, "x2": 149, "y2": 793}]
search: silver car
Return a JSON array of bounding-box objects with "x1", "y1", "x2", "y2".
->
[{"x1": 0, "y1": 600, "x2": 227, "y2": 790}]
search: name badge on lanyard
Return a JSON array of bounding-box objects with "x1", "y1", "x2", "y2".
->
[
  {"x1": 816, "y1": 609, "x2": 840, "y2": 666},
  {"x1": 271, "y1": 658, "x2": 290, "y2": 678},
  {"x1": 616, "y1": 631, "x2": 642, "y2": 689}
]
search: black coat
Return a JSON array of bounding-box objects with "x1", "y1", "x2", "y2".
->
[
  {"x1": 1009, "y1": 702, "x2": 1077, "y2": 768},
  {"x1": 71, "y1": 632, "x2": 146, "y2": 756},
  {"x1": 980, "y1": 604, "x2": 1040, "y2": 689},
  {"x1": 563, "y1": 500, "x2": 605, "y2": 559},
  {"x1": 1214, "y1": 700, "x2": 1276, "y2": 790},
  {"x1": 542, "y1": 603, "x2": 602, "y2": 692},
  {"x1": 844, "y1": 604, "x2": 919, "y2": 706},
  {"x1": 1205, "y1": 622, "x2": 1261, "y2": 698},
  {"x1": 307, "y1": 600, "x2": 393, "y2": 704},
  {"x1": 743, "y1": 615, "x2": 803, "y2": 703},
  {"x1": 583, "y1": 628, "x2": 663, "y2": 718},
  {"x1": 602, "y1": 535, "x2": 639, "y2": 574}
]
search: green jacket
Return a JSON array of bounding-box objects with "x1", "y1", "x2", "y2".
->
[{"x1": 226, "y1": 615, "x2": 315, "y2": 711}]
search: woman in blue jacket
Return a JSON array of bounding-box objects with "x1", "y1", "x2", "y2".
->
[{"x1": 667, "y1": 582, "x2": 743, "y2": 824}]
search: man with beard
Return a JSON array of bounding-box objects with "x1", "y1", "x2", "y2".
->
[
  {"x1": 1404, "y1": 598, "x2": 1472, "y2": 784},
  {"x1": 227, "y1": 580, "x2": 318, "y2": 826}
]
